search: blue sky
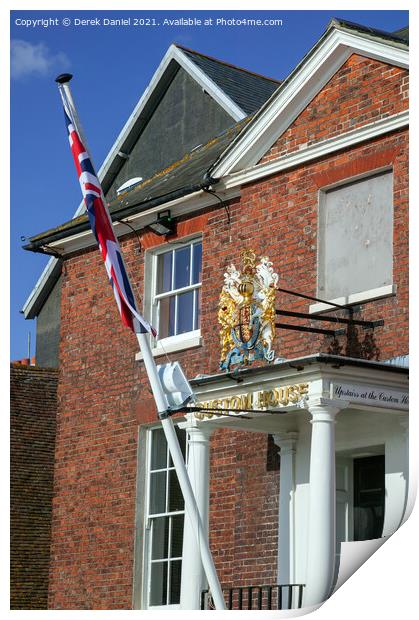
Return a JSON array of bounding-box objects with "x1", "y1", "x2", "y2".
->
[{"x1": 10, "y1": 9, "x2": 408, "y2": 361}]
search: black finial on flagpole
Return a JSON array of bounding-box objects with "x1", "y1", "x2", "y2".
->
[{"x1": 55, "y1": 73, "x2": 73, "y2": 84}]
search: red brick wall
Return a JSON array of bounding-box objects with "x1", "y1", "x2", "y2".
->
[
  {"x1": 210, "y1": 430, "x2": 280, "y2": 587},
  {"x1": 48, "y1": 56, "x2": 408, "y2": 608},
  {"x1": 204, "y1": 131, "x2": 408, "y2": 366},
  {"x1": 10, "y1": 364, "x2": 58, "y2": 609},
  {"x1": 260, "y1": 54, "x2": 408, "y2": 164}
]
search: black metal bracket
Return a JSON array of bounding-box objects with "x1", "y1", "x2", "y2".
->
[
  {"x1": 276, "y1": 309, "x2": 384, "y2": 330},
  {"x1": 174, "y1": 405, "x2": 298, "y2": 419},
  {"x1": 276, "y1": 286, "x2": 385, "y2": 315},
  {"x1": 275, "y1": 286, "x2": 385, "y2": 336},
  {"x1": 275, "y1": 322, "x2": 345, "y2": 337}
]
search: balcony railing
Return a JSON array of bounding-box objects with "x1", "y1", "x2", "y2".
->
[{"x1": 201, "y1": 584, "x2": 305, "y2": 610}]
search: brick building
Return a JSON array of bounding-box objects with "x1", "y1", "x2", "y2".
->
[
  {"x1": 22, "y1": 19, "x2": 408, "y2": 610},
  {"x1": 10, "y1": 363, "x2": 58, "y2": 609}
]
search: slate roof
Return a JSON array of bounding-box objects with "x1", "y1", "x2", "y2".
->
[
  {"x1": 24, "y1": 118, "x2": 251, "y2": 250},
  {"x1": 328, "y1": 18, "x2": 409, "y2": 46},
  {"x1": 176, "y1": 44, "x2": 281, "y2": 115},
  {"x1": 23, "y1": 19, "x2": 409, "y2": 253},
  {"x1": 393, "y1": 26, "x2": 409, "y2": 43}
]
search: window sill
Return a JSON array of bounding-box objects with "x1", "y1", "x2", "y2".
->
[
  {"x1": 309, "y1": 284, "x2": 397, "y2": 314},
  {"x1": 135, "y1": 331, "x2": 202, "y2": 361}
]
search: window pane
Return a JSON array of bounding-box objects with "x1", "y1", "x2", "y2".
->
[
  {"x1": 157, "y1": 251, "x2": 173, "y2": 294},
  {"x1": 151, "y1": 428, "x2": 167, "y2": 470},
  {"x1": 170, "y1": 514, "x2": 184, "y2": 558},
  {"x1": 194, "y1": 288, "x2": 201, "y2": 331},
  {"x1": 192, "y1": 242, "x2": 202, "y2": 284},
  {"x1": 169, "y1": 560, "x2": 182, "y2": 604},
  {"x1": 174, "y1": 246, "x2": 191, "y2": 289},
  {"x1": 176, "y1": 291, "x2": 194, "y2": 335},
  {"x1": 150, "y1": 562, "x2": 168, "y2": 605},
  {"x1": 149, "y1": 471, "x2": 166, "y2": 515},
  {"x1": 168, "y1": 469, "x2": 184, "y2": 512},
  {"x1": 159, "y1": 296, "x2": 176, "y2": 338},
  {"x1": 151, "y1": 517, "x2": 170, "y2": 560},
  {"x1": 169, "y1": 426, "x2": 186, "y2": 467}
]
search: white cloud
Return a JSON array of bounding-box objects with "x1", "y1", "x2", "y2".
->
[{"x1": 11, "y1": 39, "x2": 70, "y2": 80}]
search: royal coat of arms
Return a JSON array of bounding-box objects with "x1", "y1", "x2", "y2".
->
[{"x1": 218, "y1": 249, "x2": 279, "y2": 370}]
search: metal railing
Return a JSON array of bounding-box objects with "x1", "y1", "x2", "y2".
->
[{"x1": 201, "y1": 583, "x2": 305, "y2": 610}]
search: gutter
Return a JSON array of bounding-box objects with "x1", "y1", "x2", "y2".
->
[{"x1": 23, "y1": 179, "x2": 214, "y2": 255}]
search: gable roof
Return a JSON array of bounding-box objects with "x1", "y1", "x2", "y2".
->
[
  {"x1": 210, "y1": 18, "x2": 409, "y2": 178},
  {"x1": 22, "y1": 44, "x2": 280, "y2": 319},
  {"x1": 23, "y1": 119, "x2": 249, "y2": 253},
  {"x1": 175, "y1": 44, "x2": 280, "y2": 115}
]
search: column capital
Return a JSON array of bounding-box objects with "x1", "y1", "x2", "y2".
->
[
  {"x1": 307, "y1": 398, "x2": 349, "y2": 423},
  {"x1": 178, "y1": 412, "x2": 215, "y2": 440},
  {"x1": 273, "y1": 431, "x2": 299, "y2": 453}
]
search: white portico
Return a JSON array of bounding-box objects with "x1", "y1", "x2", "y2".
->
[{"x1": 179, "y1": 354, "x2": 408, "y2": 610}]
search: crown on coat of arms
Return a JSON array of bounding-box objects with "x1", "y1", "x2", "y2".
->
[{"x1": 218, "y1": 249, "x2": 279, "y2": 371}]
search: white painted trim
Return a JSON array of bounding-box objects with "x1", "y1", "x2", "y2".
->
[
  {"x1": 21, "y1": 256, "x2": 59, "y2": 318},
  {"x1": 173, "y1": 47, "x2": 245, "y2": 122},
  {"x1": 217, "y1": 111, "x2": 408, "y2": 191},
  {"x1": 44, "y1": 186, "x2": 240, "y2": 255},
  {"x1": 309, "y1": 284, "x2": 397, "y2": 314},
  {"x1": 136, "y1": 332, "x2": 202, "y2": 362},
  {"x1": 212, "y1": 28, "x2": 409, "y2": 177}
]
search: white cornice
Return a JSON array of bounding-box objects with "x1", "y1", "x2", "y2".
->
[
  {"x1": 216, "y1": 111, "x2": 409, "y2": 191},
  {"x1": 212, "y1": 28, "x2": 409, "y2": 177},
  {"x1": 190, "y1": 356, "x2": 408, "y2": 403}
]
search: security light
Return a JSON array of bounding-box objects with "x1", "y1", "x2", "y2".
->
[{"x1": 149, "y1": 210, "x2": 176, "y2": 236}]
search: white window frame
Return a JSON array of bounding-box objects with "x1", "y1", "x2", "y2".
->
[
  {"x1": 142, "y1": 425, "x2": 188, "y2": 610},
  {"x1": 137, "y1": 236, "x2": 203, "y2": 360},
  {"x1": 311, "y1": 169, "x2": 396, "y2": 314}
]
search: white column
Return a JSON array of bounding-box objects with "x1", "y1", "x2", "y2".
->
[
  {"x1": 274, "y1": 432, "x2": 298, "y2": 609},
  {"x1": 273, "y1": 433, "x2": 298, "y2": 586},
  {"x1": 303, "y1": 398, "x2": 347, "y2": 608},
  {"x1": 382, "y1": 415, "x2": 409, "y2": 535},
  {"x1": 399, "y1": 416, "x2": 410, "y2": 526},
  {"x1": 179, "y1": 415, "x2": 214, "y2": 610}
]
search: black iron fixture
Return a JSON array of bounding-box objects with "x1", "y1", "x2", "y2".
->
[
  {"x1": 274, "y1": 287, "x2": 384, "y2": 336},
  {"x1": 149, "y1": 210, "x2": 176, "y2": 236},
  {"x1": 201, "y1": 584, "x2": 305, "y2": 610}
]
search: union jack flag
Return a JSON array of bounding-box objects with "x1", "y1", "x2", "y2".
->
[{"x1": 58, "y1": 87, "x2": 156, "y2": 336}]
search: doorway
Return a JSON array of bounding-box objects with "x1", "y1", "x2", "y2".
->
[
  {"x1": 336, "y1": 453, "x2": 385, "y2": 548},
  {"x1": 353, "y1": 455, "x2": 385, "y2": 541}
]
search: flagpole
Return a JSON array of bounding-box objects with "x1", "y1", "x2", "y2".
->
[
  {"x1": 54, "y1": 74, "x2": 225, "y2": 610},
  {"x1": 56, "y1": 74, "x2": 95, "y2": 170},
  {"x1": 137, "y1": 332, "x2": 226, "y2": 610}
]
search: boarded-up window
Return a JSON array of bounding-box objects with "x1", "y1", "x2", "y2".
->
[{"x1": 318, "y1": 171, "x2": 393, "y2": 300}]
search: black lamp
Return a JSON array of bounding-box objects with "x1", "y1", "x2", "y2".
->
[{"x1": 149, "y1": 210, "x2": 176, "y2": 236}]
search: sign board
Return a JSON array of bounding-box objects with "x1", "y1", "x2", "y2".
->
[
  {"x1": 195, "y1": 383, "x2": 309, "y2": 419},
  {"x1": 332, "y1": 382, "x2": 408, "y2": 410}
]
